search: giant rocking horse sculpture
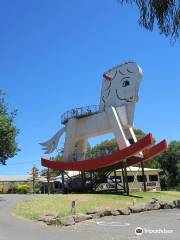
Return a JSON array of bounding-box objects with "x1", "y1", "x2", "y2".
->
[{"x1": 40, "y1": 62, "x2": 167, "y2": 172}]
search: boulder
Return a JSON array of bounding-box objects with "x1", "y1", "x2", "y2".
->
[
  {"x1": 102, "y1": 209, "x2": 114, "y2": 216},
  {"x1": 129, "y1": 204, "x2": 146, "y2": 213},
  {"x1": 149, "y1": 197, "x2": 159, "y2": 204},
  {"x1": 38, "y1": 214, "x2": 59, "y2": 225},
  {"x1": 60, "y1": 216, "x2": 75, "y2": 226},
  {"x1": 159, "y1": 200, "x2": 175, "y2": 209},
  {"x1": 144, "y1": 198, "x2": 161, "y2": 211},
  {"x1": 117, "y1": 208, "x2": 131, "y2": 215},
  {"x1": 91, "y1": 209, "x2": 121, "y2": 218},
  {"x1": 173, "y1": 200, "x2": 180, "y2": 208},
  {"x1": 73, "y1": 214, "x2": 92, "y2": 223},
  {"x1": 86, "y1": 211, "x2": 97, "y2": 215},
  {"x1": 91, "y1": 211, "x2": 105, "y2": 218},
  {"x1": 111, "y1": 210, "x2": 120, "y2": 216}
]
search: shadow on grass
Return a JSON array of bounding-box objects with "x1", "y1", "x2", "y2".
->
[
  {"x1": 128, "y1": 194, "x2": 143, "y2": 199},
  {"x1": 129, "y1": 191, "x2": 161, "y2": 199},
  {"x1": 66, "y1": 191, "x2": 162, "y2": 199},
  {"x1": 73, "y1": 191, "x2": 144, "y2": 198}
]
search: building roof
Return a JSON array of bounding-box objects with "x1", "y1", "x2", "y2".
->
[
  {"x1": 117, "y1": 166, "x2": 160, "y2": 172},
  {"x1": 0, "y1": 175, "x2": 32, "y2": 182},
  {"x1": 0, "y1": 166, "x2": 160, "y2": 183}
]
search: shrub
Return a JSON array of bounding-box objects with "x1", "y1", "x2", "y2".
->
[{"x1": 15, "y1": 184, "x2": 30, "y2": 194}]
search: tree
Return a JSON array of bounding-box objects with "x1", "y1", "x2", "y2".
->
[
  {"x1": 41, "y1": 167, "x2": 52, "y2": 194},
  {"x1": 134, "y1": 128, "x2": 146, "y2": 140},
  {"x1": 88, "y1": 128, "x2": 160, "y2": 168},
  {"x1": 155, "y1": 141, "x2": 180, "y2": 189},
  {"x1": 88, "y1": 128, "x2": 147, "y2": 157},
  {"x1": 41, "y1": 166, "x2": 61, "y2": 178},
  {"x1": 31, "y1": 165, "x2": 39, "y2": 194},
  {"x1": 89, "y1": 138, "x2": 118, "y2": 156},
  {"x1": 0, "y1": 91, "x2": 20, "y2": 165},
  {"x1": 120, "y1": 0, "x2": 180, "y2": 41},
  {"x1": 133, "y1": 129, "x2": 159, "y2": 168},
  {"x1": 40, "y1": 153, "x2": 63, "y2": 179}
]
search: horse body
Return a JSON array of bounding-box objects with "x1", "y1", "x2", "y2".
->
[{"x1": 40, "y1": 62, "x2": 142, "y2": 162}]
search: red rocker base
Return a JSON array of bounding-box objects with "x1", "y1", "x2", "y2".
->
[{"x1": 41, "y1": 133, "x2": 167, "y2": 171}]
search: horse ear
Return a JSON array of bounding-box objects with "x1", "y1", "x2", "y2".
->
[{"x1": 103, "y1": 73, "x2": 112, "y2": 81}]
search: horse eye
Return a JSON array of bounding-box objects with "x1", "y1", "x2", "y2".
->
[{"x1": 122, "y1": 80, "x2": 130, "y2": 87}]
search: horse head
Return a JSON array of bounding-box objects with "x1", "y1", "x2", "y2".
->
[{"x1": 99, "y1": 62, "x2": 142, "y2": 112}]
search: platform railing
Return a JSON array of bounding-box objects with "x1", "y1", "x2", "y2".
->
[{"x1": 61, "y1": 105, "x2": 100, "y2": 124}]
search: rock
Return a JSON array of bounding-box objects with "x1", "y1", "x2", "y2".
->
[
  {"x1": 145, "y1": 198, "x2": 161, "y2": 211},
  {"x1": 86, "y1": 211, "x2": 97, "y2": 215},
  {"x1": 91, "y1": 211, "x2": 105, "y2": 218},
  {"x1": 95, "y1": 211, "x2": 105, "y2": 218},
  {"x1": 102, "y1": 209, "x2": 114, "y2": 216},
  {"x1": 117, "y1": 208, "x2": 131, "y2": 215},
  {"x1": 38, "y1": 214, "x2": 59, "y2": 225},
  {"x1": 60, "y1": 216, "x2": 75, "y2": 226},
  {"x1": 129, "y1": 204, "x2": 146, "y2": 213},
  {"x1": 149, "y1": 197, "x2": 159, "y2": 204},
  {"x1": 111, "y1": 210, "x2": 120, "y2": 216},
  {"x1": 159, "y1": 200, "x2": 175, "y2": 209},
  {"x1": 173, "y1": 200, "x2": 180, "y2": 208},
  {"x1": 73, "y1": 214, "x2": 92, "y2": 223}
]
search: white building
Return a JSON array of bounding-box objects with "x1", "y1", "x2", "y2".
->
[{"x1": 108, "y1": 166, "x2": 161, "y2": 192}]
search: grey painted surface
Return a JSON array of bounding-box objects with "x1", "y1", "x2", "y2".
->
[{"x1": 0, "y1": 194, "x2": 180, "y2": 240}]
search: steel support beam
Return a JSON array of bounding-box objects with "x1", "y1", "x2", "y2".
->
[
  {"x1": 123, "y1": 160, "x2": 129, "y2": 196},
  {"x1": 141, "y1": 162, "x2": 146, "y2": 192},
  {"x1": 114, "y1": 170, "x2": 118, "y2": 193},
  {"x1": 61, "y1": 170, "x2": 65, "y2": 194}
]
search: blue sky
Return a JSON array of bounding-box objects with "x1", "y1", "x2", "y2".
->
[{"x1": 0, "y1": 0, "x2": 180, "y2": 175}]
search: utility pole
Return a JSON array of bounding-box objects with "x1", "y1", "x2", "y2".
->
[
  {"x1": 46, "y1": 168, "x2": 51, "y2": 195},
  {"x1": 32, "y1": 165, "x2": 39, "y2": 194}
]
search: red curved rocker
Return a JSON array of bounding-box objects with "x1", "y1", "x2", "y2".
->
[{"x1": 41, "y1": 133, "x2": 167, "y2": 172}]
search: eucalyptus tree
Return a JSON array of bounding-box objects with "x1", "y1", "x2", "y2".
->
[
  {"x1": 120, "y1": 0, "x2": 180, "y2": 41},
  {"x1": 0, "y1": 90, "x2": 20, "y2": 165}
]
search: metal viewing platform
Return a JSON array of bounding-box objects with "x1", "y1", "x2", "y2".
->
[{"x1": 61, "y1": 105, "x2": 100, "y2": 124}]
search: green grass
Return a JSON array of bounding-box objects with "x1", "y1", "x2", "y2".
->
[{"x1": 14, "y1": 191, "x2": 180, "y2": 221}]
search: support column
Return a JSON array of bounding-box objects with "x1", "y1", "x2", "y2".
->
[
  {"x1": 81, "y1": 171, "x2": 86, "y2": 192},
  {"x1": 122, "y1": 167, "x2": 126, "y2": 193},
  {"x1": 61, "y1": 170, "x2": 65, "y2": 194},
  {"x1": 114, "y1": 170, "x2": 118, "y2": 193},
  {"x1": 106, "y1": 106, "x2": 130, "y2": 150},
  {"x1": 47, "y1": 168, "x2": 50, "y2": 195},
  {"x1": 123, "y1": 160, "x2": 129, "y2": 196},
  {"x1": 63, "y1": 118, "x2": 77, "y2": 162},
  {"x1": 141, "y1": 162, "x2": 146, "y2": 192},
  {"x1": 90, "y1": 171, "x2": 93, "y2": 192}
]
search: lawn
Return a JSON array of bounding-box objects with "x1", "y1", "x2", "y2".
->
[{"x1": 14, "y1": 191, "x2": 180, "y2": 220}]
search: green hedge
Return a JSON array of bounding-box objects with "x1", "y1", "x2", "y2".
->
[{"x1": 15, "y1": 184, "x2": 30, "y2": 194}]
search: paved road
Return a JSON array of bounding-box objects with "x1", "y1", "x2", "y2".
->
[{"x1": 0, "y1": 194, "x2": 180, "y2": 240}]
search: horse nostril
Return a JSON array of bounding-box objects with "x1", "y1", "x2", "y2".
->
[{"x1": 130, "y1": 96, "x2": 138, "y2": 102}]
